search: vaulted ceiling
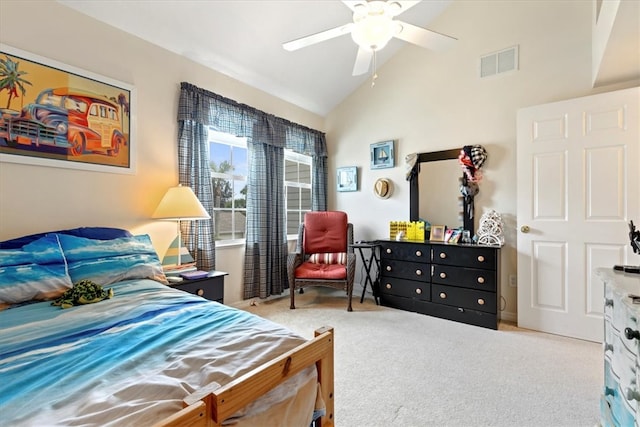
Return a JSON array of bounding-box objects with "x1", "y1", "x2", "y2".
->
[
  {"x1": 57, "y1": 0, "x2": 638, "y2": 116},
  {"x1": 57, "y1": 0, "x2": 453, "y2": 116}
]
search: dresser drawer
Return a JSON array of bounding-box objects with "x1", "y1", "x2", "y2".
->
[
  {"x1": 414, "y1": 299, "x2": 498, "y2": 330},
  {"x1": 379, "y1": 277, "x2": 430, "y2": 301},
  {"x1": 380, "y1": 293, "x2": 415, "y2": 312},
  {"x1": 432, "y1": 264, "x2": 496, "y2": 291},
  {"x1": 432, "y1": 245, "x2": 496, "y2": 269},
  {"x1": 605, "y1": 283, "x2": 634, "y2": 333},
  {"x1": 381, "y1": 259, "x2": 429, "y2": 282},
  {"x1": 432, "y1": 284, "x2": 496, "y2": 314},
  {"x1": 170, "y1": 272, "x2": 226, "y2": 303},
  {"x1": 379, "y1": 241, "x2": 429, "y2": 263}
]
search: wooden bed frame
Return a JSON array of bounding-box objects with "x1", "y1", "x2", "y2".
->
[{"x1": 156, "y1": 326, "x2": 335, "y2": 427}]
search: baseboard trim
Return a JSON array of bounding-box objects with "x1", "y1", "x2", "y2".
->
[{"x1": 500, "y1": 310, "x2": 516, "y2": 323}]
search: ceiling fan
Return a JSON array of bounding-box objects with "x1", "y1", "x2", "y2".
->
[{"x1": 283, "y1": 0, "x2": 457, "y2": 77}]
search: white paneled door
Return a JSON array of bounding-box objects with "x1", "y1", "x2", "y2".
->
[{"x1": 517, "y1": 87, "x2": 639, "y2": 342}]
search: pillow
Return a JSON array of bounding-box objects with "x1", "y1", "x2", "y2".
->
[
  {"x1": 0, "y1": 227, "x2": 132, "y2": 249},
  {"x1": 308, "y1": 252, "x2": 347, "y2": 265},
  {"x1": 0, "y1": 234, "x2": 73, "y2": 307},
  {"x1": 56, "y1": 234, "x2": 168, "y2": 285}
]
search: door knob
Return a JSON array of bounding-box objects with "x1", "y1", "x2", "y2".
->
[{"x1": 520, "y1": 225, "x2": 530, "y2": 233}]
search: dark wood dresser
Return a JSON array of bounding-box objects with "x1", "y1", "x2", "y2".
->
[{"x1": 378, "y1": 240, "x2": 501, "y2": 329}]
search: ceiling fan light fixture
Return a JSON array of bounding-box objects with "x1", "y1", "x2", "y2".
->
[{"x1": 351, "y1": 14, "x2": 396, "y2": 51}]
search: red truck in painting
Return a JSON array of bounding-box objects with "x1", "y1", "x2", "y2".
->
[{"x1": 0, "y1": 87, "x2": 127, "y2": 156}]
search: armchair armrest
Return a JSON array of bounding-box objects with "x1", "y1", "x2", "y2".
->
[{"x1": 287, "y1": 252, "x2": 304, "y2": 289}]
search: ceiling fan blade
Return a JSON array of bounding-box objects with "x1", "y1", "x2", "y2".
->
[
  {"x1": 394, "y1": 21, "x2": 457, "y2": 51},
  {"x1": 352, "y1": 47, "x2": 373, "y2": 76},
  {"x1": 283, "y1": 23, "x2": 353, "y2": 51}
]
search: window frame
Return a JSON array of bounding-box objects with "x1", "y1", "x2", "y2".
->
[
  {"x1": 207, "y1": 131, "x2": 313, "y2": 245},
  {"x1": 284, "y1": 149, "x2": 313, "y2": 239},
  {"x1": 208, "y1": 130, "x2": 248, "y2": 247}
]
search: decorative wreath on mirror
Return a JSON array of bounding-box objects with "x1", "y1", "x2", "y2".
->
[
  {"x1": 458, "y1": 145, "x2": 488, "y2": 220},
  {"x1": 458, "y1": 145, "x2": 487, "y2": 183}
]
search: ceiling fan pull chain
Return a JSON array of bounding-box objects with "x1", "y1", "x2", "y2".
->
[{"x1": 371, "y1": 50, "x2": 378, "y2": 87}]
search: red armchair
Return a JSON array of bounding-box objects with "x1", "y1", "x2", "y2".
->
[{"x1": 288, "y1": 211, "x2": 356, "y2": 311}]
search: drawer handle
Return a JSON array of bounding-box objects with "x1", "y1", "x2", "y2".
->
[
  {"x1": 415, "y1": 288, "x2": 422, "y2": 295},
  {"x1": 439, "y1": 252, "x2": 447, "y2": 259},
  {"x1": 603, "y1": 343, "x2": 613, "y2": 352},
  {"x1": 385, "y1": 283, "x2": 392, "y2": 289},
  {"x1": 197, "y1": 289, "x2": 205, "y2": 297},
  {"x1": 415, "y1": 269, "x2": 422, "y2": 276},
  {"x1": 416, "y1": 250, "x2": 422, "y2": 257},
  {"x1": 440, "y1": 272, "x2": 447, "y2": 279},
  {"x1": 625, "y1": 327, "x2": 640, "y2": 341},
  {"x1": 386, "y1": 266, "x2": 392, "y2": 272},
  {"x1": 626, "y1": 388, "x2": 640, "y2": 401},
  {"x1": 477, "y1": 298, "x2": 485, "y2": 305},
  {"x1": 477, "y1": 255, "x2": 485, "y2": 262},
  {"x1": 386, "y1": 248, "x2": 392, "y2": 254},
  {"x1": 439, "y1": 292, "x2": 447, "y2": 299},
  {"x1": 604, "y1": 387, "x2": 616, "y2": 397},
  {"x1": 477, "y1": 277, "x2": 485, "y2": 284},
  {"x1": 604, "y1": 298, "x2": 614, "y2": 308}
]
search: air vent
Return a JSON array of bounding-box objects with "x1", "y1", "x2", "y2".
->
[{"x1": 480, "y1": 45, "x2": 519, "y2": 78}]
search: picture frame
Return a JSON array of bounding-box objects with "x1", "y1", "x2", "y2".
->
[
  {"x1": 0, "y1": 44, "x2": 136, "y2": 174},
  {"x1": 370, "y1": 140, "x2": 394, "y2": 169},
  {"x1": 337, "y1": 166, "x2": 358, "y2": 192},
  {"x1": 430, "y1": 225, "x2": 446, "y2": 242}
]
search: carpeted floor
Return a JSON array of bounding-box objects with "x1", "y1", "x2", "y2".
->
[{"x1": 239, "y1": 285, "x2": 602, "y2": 427}]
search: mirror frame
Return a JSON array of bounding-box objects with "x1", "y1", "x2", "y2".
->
[{"x1": 409, "y1": 149, "x2": 474, "y2": 235}]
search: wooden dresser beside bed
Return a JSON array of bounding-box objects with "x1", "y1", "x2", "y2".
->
[{"x1": 0, "y1": 227, "x2": 334, "y2": 427}]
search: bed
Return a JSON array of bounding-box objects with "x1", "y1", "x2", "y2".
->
[{"x1": 0, "y1": 227, "x2": 334, "y2": 427}]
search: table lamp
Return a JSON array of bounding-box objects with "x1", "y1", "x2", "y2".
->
[{"x1": 152, "y1": 184, "x2": 210, "y2": 266}]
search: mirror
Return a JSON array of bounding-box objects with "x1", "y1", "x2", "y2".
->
[
  {"x1": 409, "y1": 149, "x2": 474, "y2": 235},
  {"x1": 418, "y1": 160, "x2": 462, "y2": 228}
]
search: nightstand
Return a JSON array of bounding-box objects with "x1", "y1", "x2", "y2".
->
[{"x1": 169, "y1": 270, "x2": 227, "y2": 303}]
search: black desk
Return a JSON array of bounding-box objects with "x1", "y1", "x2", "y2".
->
[{"x1": 350, "y1": 242, "x2": 380, "y2": 305}]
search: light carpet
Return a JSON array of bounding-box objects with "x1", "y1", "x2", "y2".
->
[{"x1": 239, "y1": 285, "x2": 602, "y2": 427}]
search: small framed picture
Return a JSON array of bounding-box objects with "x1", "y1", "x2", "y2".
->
[
  {"x1": 337, "y1": 166, "x2": 358, "y2": 192},
  {"x1": 370, "y1": 140, "x2": 395, "y2": 169},
  {"x1": 443, "y1": 229, "x2": 455, "y2": 243},
  {"x1": 430, "y1": 225, "x2": 446, "y2": 242}
]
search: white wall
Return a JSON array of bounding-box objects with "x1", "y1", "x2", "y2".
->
[
  {"x1": 0, "y1": 0, "x2": 323, "y2": 306},
  {"x1": 325, "y1": 0, "x2": 639, "y2": 321}
]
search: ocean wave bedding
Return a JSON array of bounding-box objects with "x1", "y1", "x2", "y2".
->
[
  {"x1": 0, "y1": 229, "x2": 318, "y2": 426},
  {"x1": 0, "y1": 279, "x2": 317, "y2": 426}
]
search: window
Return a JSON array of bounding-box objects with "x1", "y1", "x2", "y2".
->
[
  {"x1": 285, "y1": 149, "x2": 312, "y2": 236},
  {"x1": 208, "y1": 130, "x2": 248, "y2": 243},
  {"x1": 208, "y1": 130, "x2": 313, "y2": 243}
]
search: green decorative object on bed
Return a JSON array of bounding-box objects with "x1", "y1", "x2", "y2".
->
[{"x1": 51, "y1": 279, "x2": 114, "y2": 309}]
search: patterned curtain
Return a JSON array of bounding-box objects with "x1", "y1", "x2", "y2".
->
[
  {"x1": 177, "y1": 95, "x2": 216, "y2": 270},
  {"x1": 177, "y1": 82, "x2": 327, "y2": 298}
]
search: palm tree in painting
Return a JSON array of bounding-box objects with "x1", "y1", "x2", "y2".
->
[
  {"x1": 110, "y1": 92, "x2": 130, "y2": 132},
  {"x1": 0, "y1": 55, "x2": 32, "y2": 109}
]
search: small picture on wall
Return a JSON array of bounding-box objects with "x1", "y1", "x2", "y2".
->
[
  {"x1": 337, "y1": 166, "x2": 358, "y2": 192},
  {"x1": 370, "y1": 140, "x2": 394, "y2": 169}
]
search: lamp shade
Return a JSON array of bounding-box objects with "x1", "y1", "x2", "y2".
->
[{"x1": 152, "y1": 185, "x2": 210, "y2": 220}]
